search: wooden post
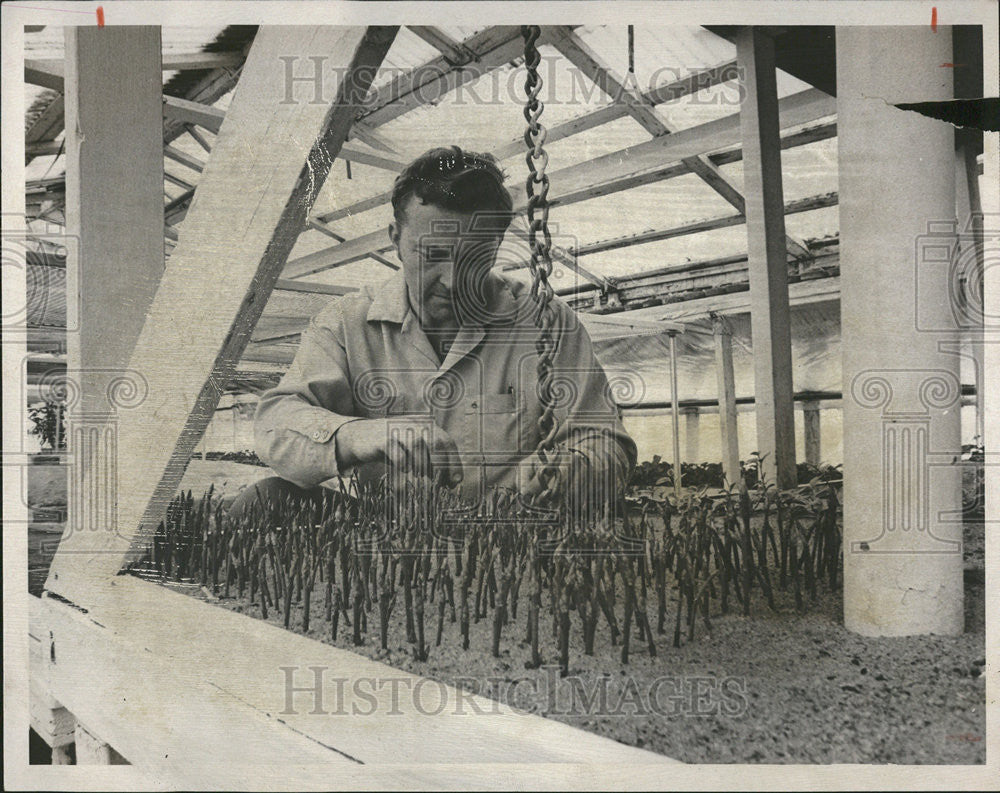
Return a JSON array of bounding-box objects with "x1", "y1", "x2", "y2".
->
[
  {"x1": 683, "y1": 408, "x2": 700, "y2": 463},
  {"x1": 955, "y1": 142, "x2": 985, "y2": 443},
  {"x1": 838, "y1": 26, "x2": 963, "y2": 636},
  {"x1": 736, "y1": 27, "x2": 798, "y2": 490},
  {"x1": 713, "y1": 316, "x2": 741, "y2": 486},
  {"x1": 74, "y1": 724, "x2": 113, "y2": 765},
  {"x1": 61, "y1": 27, "x2": 164, "y2": 572},
  {"x1": 667, "y1": 330, "x2": 683, "y2": 498},
  {"x1": 802, "y1": 401, "x2": 821, "y2": 465},
  {"x1": 47, "y1": 27, "x2": 398, "y2": 604}
]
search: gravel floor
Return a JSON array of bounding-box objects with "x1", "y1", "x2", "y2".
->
[{"x1": 199, "y1": 560, "x2": 985, "y2": 764}]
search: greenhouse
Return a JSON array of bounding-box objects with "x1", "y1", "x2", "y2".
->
[{"x1": 13, "y1": 15, "x2": 990, "y2": 781}]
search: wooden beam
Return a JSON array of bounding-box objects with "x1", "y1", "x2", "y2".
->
[
  {"x1": 163, "y1": 169, "x2": 194, "y2": 190},
  {"x1": 310, "y1": 58, "x2": 738, "y2": 227},
  {"x1": 508, "y1": 221, "x2": 608, "y2": 287},
  {"x1": 162, "y1": 95, "x2": 225, "y2": 132},
  {"x1": 737, "y1": 27, "x2": 797, "y2": 490},
  {"x1": 25, "y1": 95, "x2": 64, "y2": 145},
  {"x1": 46, "y1": 26, "x2": 398, "y2": 604},
  {"x1": 25, "y1": 140, "x2": 64, "y2": 159},
  {"x1": 346, "y1": 120, "x2": 399, "y2": 153},
  {"x1": 658, "y1": 273, "x2": 840, "y2": 321},
  {"x1": 293, "y1": 89, "x2": 836, "y2": 277},
  {"x1": 360, "y1": 26, "x2": 526, "y2": 128},
  {"x1": 546, "y1": 27, "x2": 812, "y2": 261},
  {"x1": 56, "y1": 27, "x2": 166, "y2": 599},
  {"x1": 545, "y1": 27, "x2": 675, "y2": 137},
  {"x1": 574, "y1": 192, "x2": 838, "y2": 256},
  {"x1": 184, "y1": 123, "x2": 213, "y2": 152},
  {"x1": 407, "y1": 26, "x2": 473, "y2": 64},
  {"x1": 502, "y1": 57, "x2": 741, "y2": 161},
  {"x1": 713, "y1": 316, "x2": 741, "y2": 486},
  {"x1": 305, "y1": 218, "x2": 400, "y2": 270},
  {"x1": 161, "y1": 51, "x2": 244, "y2": 71},
  {"x1": 273, "y1": 278, "x2": 357, "y2": 296},
  {"x1": 163, "y1": 143, "x2": 205, "y2": 173},
  {"x1": 24, "y1": 58, "x2": 64, "y2": 91},
  {"x1": 312, "y1": 110, "x2": 833, "y2": 233},
  {"x1": 162, "y1": 42, "x2": 253, "y2": 145},
  {"x1": 29, "y1": 51, "x2": 244, "y2": 82},
  {"x1": 32, "y1": 577, "x2": 676, "y2": 780},
  {"x1": 338, "y1": 145, "x2": 406, "y2": 172},
  {"x1": 547, "y1": 88, "x2": 834, "y2": 208}
]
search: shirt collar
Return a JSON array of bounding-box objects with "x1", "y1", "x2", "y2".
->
[
  {"x1": 366, "y1": 270, "x2": 521, "y2": 328},
  {"x1": 365, "y1": 270, "x2": 409, "y2": 324}
]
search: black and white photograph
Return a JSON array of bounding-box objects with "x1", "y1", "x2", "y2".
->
[{"x1": 2, "y1": 1, "x2": 997, "y2": 788}]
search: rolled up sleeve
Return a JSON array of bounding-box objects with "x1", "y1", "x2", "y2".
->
[{"x1": 254, "y1": 310, "x2": 364, "y2": 488}]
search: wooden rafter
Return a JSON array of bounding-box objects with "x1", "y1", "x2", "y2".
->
[
  {"x1": 162, "y1": 95, "x2": 225, "y2": 131},
  {"x1": 546, "y1": 26, "x2": 811, "y2": 261},
  {"x1": 164, "y1": 143, "x2": 205, "y2": 173},
  {"x1": 315, "y1": 56, "x2": 741, "y2": 228},
  {"x1": 283, "y1": 88, "x2": 836, "y2": 279},
  {"x1": 359, "y1": 26, "x2": 527, "y2": 128},
  {"x1": 25, "y1": 52, "x2": 246, "y2": 93},
  {"x1": 273, "y1": 278, "x2": 358, "y2": 296},
  {"x1": 406, "y1": 26, "x2": 474, "y2": 64},
  {"x1": 184, "y1": 123, "x2": 213, "y2": 152},
  {"x1": 163, "y1": 170, "x2": 194, "y2": 191},
  {"x1": 573, "y1": 192, "x2": 838, "y2": 257},
  {"x1": 25, "y1": 94, "x2": 64, "y2": 145},
  {"x1": 306, "y1": 219, "x2": 399, "y2": 270},
  {"x1": 347, "y1": 121, "x2": 400, "y2": 154}
]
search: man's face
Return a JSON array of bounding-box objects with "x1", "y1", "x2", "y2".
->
[{"x1": 389, "y1": 197, "x2": 504, "y2": 331}]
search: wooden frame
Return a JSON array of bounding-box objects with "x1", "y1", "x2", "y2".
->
[
  {"x1": 736, "y1": 27, "x2": 798, "y2": 490},
  {"x1": 48, "y1": 24, "x2": 399, "y2": 601},
  {"x1": 33, "y1": 26, "x2": 682, "y2": 774},
  {"x1": 283, "y1": 88, "x2": 836, "y2": 280}
]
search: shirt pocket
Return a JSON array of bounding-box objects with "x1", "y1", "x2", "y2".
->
[{"x1": 464, "y1": 392, "x2": 520, "y2": 458}]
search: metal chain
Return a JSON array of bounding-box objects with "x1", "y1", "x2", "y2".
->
[
  {"x1": 628, "y1": 25, "x2": 635, "y2": 75},
  {"x1": 521, "y1": 25, "x2": 561, "y2": 508}
]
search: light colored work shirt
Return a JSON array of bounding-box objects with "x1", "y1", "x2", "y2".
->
[{"x1": 254, "y1": 270, "x2": 637, "y2": 502}]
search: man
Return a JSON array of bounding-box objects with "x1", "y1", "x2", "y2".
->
[{"x1": 233, "y1": 146, "x2": 636, "y2": 518}]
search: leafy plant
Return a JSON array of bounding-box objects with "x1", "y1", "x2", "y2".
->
[
  {"x1": 132, "y1": 469, "x2": 843, "y2": 669},
  {"x1": 27, "y1": 401, "x2": 66, "y2": 450}
]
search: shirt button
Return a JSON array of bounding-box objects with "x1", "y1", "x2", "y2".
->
[
  {"x1": 312, "y1": 430, "x2": 323, "y2": 440},
  {"x1": 471, "y1": 401, "x2": 478, "y2": 409}
]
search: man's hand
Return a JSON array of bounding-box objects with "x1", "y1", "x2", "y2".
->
[{"x1": 335, "y1": 417, "x2": 463, "y2": 488}]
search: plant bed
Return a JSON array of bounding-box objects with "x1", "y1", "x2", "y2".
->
[{"x1": 129, "y1": 480, "x2": 985, "y2": 764}]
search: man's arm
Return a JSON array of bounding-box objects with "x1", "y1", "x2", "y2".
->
[
  {"x1": 255, "y1": 306, "x2": 463, "y2": 490},
  {"x1": 253, "y1": 313, "x2": 364, "y2": 489}
]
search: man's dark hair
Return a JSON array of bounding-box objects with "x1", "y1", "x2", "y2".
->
[{"x1": 390, "y1": 146, "x2": 514, "y2": 231}]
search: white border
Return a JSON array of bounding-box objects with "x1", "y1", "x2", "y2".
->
[{"x1": 3, "y1": 2, "x2": 997, "y2": 790}]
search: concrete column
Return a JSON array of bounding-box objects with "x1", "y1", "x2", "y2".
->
[
  {"x1": 838, "y1": 26, "x2": 963, "y2": 636},
  {"x1": 736, "y1": 28, "x2": 798, "y2": 490},
  {"x1": 802, "y1": 401, "x2": 821, "y2": 465},
  {"x1": 713, "y1": 316, "x2": 741, "y2": 486}
]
